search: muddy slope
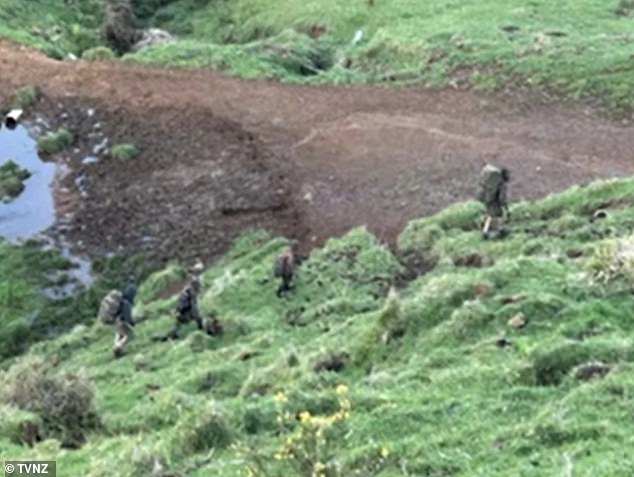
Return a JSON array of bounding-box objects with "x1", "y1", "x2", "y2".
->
[{"x1": 2, "y1": 41, "x2": 634, "y2": 261}]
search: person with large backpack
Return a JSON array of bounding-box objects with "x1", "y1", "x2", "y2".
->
[
  {"x1": 274, "y1": 245, "x2": 296, "y2": 298},
  {"x1": 98, "y1": 279, "x2": 137, "y2": 358},
  {"x1": 477, "y1": 164, "x2": 511, "y2": 239}
]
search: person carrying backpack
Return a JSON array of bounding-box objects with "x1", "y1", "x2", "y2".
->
[
  {"x1": 98, "y1": 279, "x2": 137, "y2": 358},
  {"x1": 477, "y1": 164, "x2": 511, "y2": 239}
]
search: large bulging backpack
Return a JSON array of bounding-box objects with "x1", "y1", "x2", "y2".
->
[
  {"x1": 274, "y1": 251, "x2": 293, "y2": 278},
  {"x1": 98, "y1": 290, "x2": 123, "y2": 325},
  {"x1": 478, "y1": 165, "x2": 504, "y2": 204}
]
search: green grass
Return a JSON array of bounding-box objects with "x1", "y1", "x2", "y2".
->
[
  {"x1": 81, "y1": 46, "x2": 115, "y2": 61},
  {"x1": 111, "y1": 143, "x2": 140, "y2": 161},
  {"x1": 37, "y1": 128, "x2": 73, "y2": 155},
  {"x1": 1, "y1": 1, "x2": 634, "y2": 111},
  {"x1": 0, "y1": 0, "x2": 101, "y2": 58},
  {"x1": 5, "y1": 177, "x2": 634, "y2": 474}
]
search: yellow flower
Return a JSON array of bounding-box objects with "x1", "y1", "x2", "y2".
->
[
  {"x1": 380, "y1": 446, "x2": 390, "y2": 459},
  {"x1": 299, "y1": 411, "x2": 312, "y2": 423},
  {"x1": 274, "y1": 391, "x2": 288, "y2": 403},
  {"x1": 336, "y1": 384, "x2": 349, "y2": 395}
]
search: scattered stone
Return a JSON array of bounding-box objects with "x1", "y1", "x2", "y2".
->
[
  {"x1": 574, "y1": 361, "x2": 611, "y2": 381},
  {"x1": 132, "y1": 28, "x2": 175, "y2": 52},
  {"x1": 87, "y1": 109, "x2": 95, "y2": 118},
  {"x1": 508, "y1": 313, "x2": 527, "y2": 329},
  {"x1": 93, "y1": 138, "x2": 109, "y2": 155},
  {"x1": 82, "y1": 156, "x2": 99, "y2": 165}
]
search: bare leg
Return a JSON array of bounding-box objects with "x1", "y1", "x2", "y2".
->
[
  {"x1": 482, "y1": 215, "x2": 492, "y2": 238},
  {"x1": 113, "y1": 326, "x2": 130, "y2": 358}
]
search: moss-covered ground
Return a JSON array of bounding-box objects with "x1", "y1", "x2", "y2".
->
[{"x1": 3, "y1": 177, "x2": 634, "y2": 475}]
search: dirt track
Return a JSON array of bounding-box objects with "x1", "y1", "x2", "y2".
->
[{"x1": 2, "y1": 41, "x2": 634, "y2": 262}]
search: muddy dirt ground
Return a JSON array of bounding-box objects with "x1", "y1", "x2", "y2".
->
[{"x1": 2, "y1": 40, "x2": 634, "y2": 264}]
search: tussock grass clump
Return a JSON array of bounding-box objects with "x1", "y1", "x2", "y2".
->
[
  {"x1": 0, "y1": 357, "x2": 100, "y2": 447},
  {"x1": 616, "y1": 0, "x2": 634, "y2": 16},
  {"x1": 0, "y1": 404, "x2": 42, "y2": 446},
  {"x1": 587, "y1": 236, "x2": 634, "y2": 287},
  {"x1": 81, "y1": 46, "x2": 116, "y2": 61},
  {"x1": 37, "y1": 128, "x2": 73, "y2": 155},
  {"x1": 530, "y1": 340, "x2": 632, "y2": 386},
  {"x1": 136, "y1": 263, "x2": 186, "y2": 305},
  {"x1": 11, "y1": 85, "x2": 40, "y2": 109},
  {"x1": 111, "y1": 143, "x2": 140, "y2": 160},
  {"x1": 0, "y1": 160, "x2": 31, "y2": 202},
  {"x1": 173, "y1": 406, "x2": 233, "y2": 454}
]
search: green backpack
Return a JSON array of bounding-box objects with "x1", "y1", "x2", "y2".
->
[
  {"x1": 477, "y1": 165, "x2": 504, "y2": 204},
  {"x1": 98, "y1": 290, "x2": 123, "y2": 325}
]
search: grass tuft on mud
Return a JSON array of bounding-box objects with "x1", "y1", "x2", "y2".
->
[
  {"x1": 0, "y1": 160, "x2": 30, "y2": 202},
  {"x1": 111, "y1": 143, "x2": 140, "y2": 160},
  {"x1": 4, "y1": 176, "x2": 634, "y2": 474},
  {"x1": 37, "y1": 128, "x2": 73, "y2": 155}
]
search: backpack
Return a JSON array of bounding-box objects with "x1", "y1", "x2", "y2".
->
[
  {"x1": 177, "y1": 288, "x2": 193, "y2": 315},
  {"x1": 273, "y1": 252, "x2": 293, "y2": 278},
  {"x1": 477, "y1": 165, "x2": 504, "y2": 205},
  {"x1": 98, "y1": 290, "x2": 123, "y2": 325}
]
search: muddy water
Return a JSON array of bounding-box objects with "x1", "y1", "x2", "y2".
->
[
  {"x1": 0, "y1": 123, "x2": 94, "y2": 294},
  {"x1": 0, "y1": 124, "x2": 56, "y2": 239}
]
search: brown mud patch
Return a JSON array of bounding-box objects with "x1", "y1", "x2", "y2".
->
[{"x1": 2, "y1": 40, "x2": 634, "y2": 263}]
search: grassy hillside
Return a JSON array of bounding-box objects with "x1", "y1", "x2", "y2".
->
[
  {"x1": 2, "y1": 0, "x2": 634, "y2": 111},
  {"x1": 4, "y1": 178, "x2": 634, "y2": 475}
]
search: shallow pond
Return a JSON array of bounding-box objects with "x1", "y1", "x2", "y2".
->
[
  {"x1": 0, "y1": 123, "x2": 93, "y2": 294},
  {"x1": 0, "y1": 124, "x2": 56, "y2": 240}
]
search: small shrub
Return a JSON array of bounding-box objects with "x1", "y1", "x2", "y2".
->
[
  {"x1": 0, "y1": 357, "x2": 100, "y2": 447},
  {"x1": 12, "y1": 86, "x2": 40, "y2": 109},
  {"x1": 242, "y1": 402, "x2": 277, "y2": 435},
  {"x1": 37, "y1": 129, "x2": 73, "y2": 155},
  {"x1": 239, "y1": 386, "x2": 390, "y2": 477},
  {"x1": 587, "y1": 236, "x2": 634, "y2": 287},
  {"x1": 0, "y1": 404, "x2": 43, "y2": 446},
  {"x1": 616, "y1": 0, "x2": 634, "y2": 16},
  {"x1": 176, "y1": 406, "x2": 232, "y2": 454},
  {"x1": 531, "y1": 341, "x2": 630, "y2": 386},
  {"x1": 82, "y1": 46, "x2": 116, "y2": 61},
  {"x1": 0, "y1": 160, "x2": 31, "y2": 201},
  {"x1": 111, "y1": 143, "x2": 140, "y2": 160}
]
